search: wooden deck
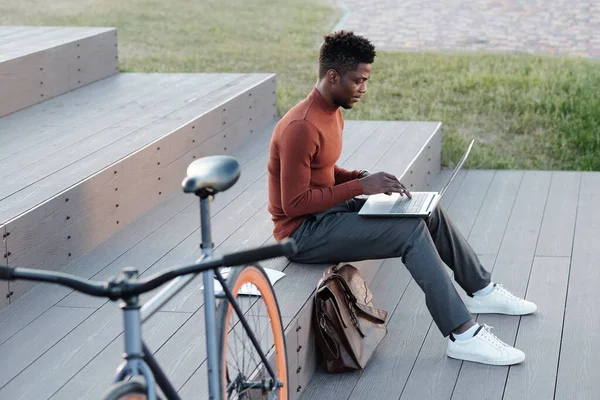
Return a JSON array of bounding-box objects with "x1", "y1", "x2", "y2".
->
[
  {"x1": 0, "y1": 72, "x2": 272, "y2": 224},
  {"x1": 300, "y1": 168, "x2": 600, "y2": 400},
  {"x1": 0, "y1": 71, "x2": 276, "y2": 305},
  {"x1": 0, "y1": 26, "x2": 119, "y2": 117},
  {"x1": 0, "y1": 120, "x2": 441, "y2": 399}
]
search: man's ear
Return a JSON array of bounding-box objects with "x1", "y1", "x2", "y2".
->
[{"x1": 326, "y1": 69, "x2": 340, "y2": 85}]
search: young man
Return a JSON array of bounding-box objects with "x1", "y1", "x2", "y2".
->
[{"x1": 267, "y1": 30, "x2": 537, "y2": 366}]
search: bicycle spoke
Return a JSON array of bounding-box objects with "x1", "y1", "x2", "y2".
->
[
  {"x1": 217, "y1": 266, "x2": 286, "y2": 399},
  {"x1": 229, "y1": 317, "x2": 261, "y2": 377}
]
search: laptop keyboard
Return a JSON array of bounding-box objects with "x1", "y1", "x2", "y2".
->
[{"x1": 390, "y1": 192, "x2": 429, "y2": 213}]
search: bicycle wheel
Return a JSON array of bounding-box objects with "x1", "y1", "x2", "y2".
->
[
  {"x1": 216, "y1": 264, "x2": 288, "y2": 399},
  {"x1": 102, "y1": 381, "x2": 156, "y2": 400}
]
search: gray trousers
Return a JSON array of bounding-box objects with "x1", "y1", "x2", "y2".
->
[{"x1": 289, "y1": 197, "x2": 491, "y2": 337}]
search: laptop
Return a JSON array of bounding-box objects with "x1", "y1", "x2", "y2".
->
[{"x1": 358, "y1": 139, "x2": 474, "y2": 218}]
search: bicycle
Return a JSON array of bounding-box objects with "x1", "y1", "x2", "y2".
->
[{"x1": 0, "y1": 155, "x2": 297, "y2": 400}]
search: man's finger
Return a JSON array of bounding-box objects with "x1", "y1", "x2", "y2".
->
[{"x1": 387, "y1": 183, "x2": 404, "y2": 193}]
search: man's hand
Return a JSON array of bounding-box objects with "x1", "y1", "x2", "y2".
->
[
  {"x1": 358, "y1": 172, "x2": 412, "y2": 198},
  {"x1": 357, "y1": 170, "x2": 370, "y2": 179}
]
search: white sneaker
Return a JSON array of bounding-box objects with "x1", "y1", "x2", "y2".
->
[
  {"x1": 465, "y1": 284, "x2": 537, "y2": 315},
  {"x1": 447, "y1": 324, "x2": 525, "y2": 366}
]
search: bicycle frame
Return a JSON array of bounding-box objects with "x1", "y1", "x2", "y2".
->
[{"x1": 113, "y1": 195, "x2": 280, "y2": 400}]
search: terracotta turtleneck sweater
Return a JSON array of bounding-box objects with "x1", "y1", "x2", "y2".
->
[{"x1": 267, "y1": 88, "x2": 365, "y2": 241}]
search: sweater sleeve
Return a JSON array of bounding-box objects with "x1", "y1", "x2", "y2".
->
[
  {"x1": 279, "y1": 120, "x2": 364, "y2": 218},
  {"x1": 334, "y1": 165, "x2": 361, "y2": 184}
]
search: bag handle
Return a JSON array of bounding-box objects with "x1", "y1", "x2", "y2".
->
[{"x1": 318, "y1": 275, "x2": 387, "y2": 324}]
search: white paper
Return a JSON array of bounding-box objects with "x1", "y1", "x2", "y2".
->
[{"x1": 204, "y1": 267, "x2": 286, "y2": 297}]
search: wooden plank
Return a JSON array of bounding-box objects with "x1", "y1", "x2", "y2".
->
[
  {"x1": 445, "y1": 170, "x2": 497, "y2": 238},
  {"x1": 451, "y1": 171, "x2": 552, "y2": 400},
  {"x1": 395, "y1": 122, "x2": 441, "y2": 178},
  {"x1": 535, "y1": 171, "x2": 580, "y2": 257},
  {"x1": 339, "y1": 120, "x2": 385, "y2": 162},
  {"x1": 0, "y1": 27, "x2": 45, "y2": 43},
  {"x1": 503, "y1": 256, "x2": 570, "y2": 400},
  {"x1": 288, "y1": 320, "x2": 301, "y2": 400},
  {"x1": 0, "y1": 28, "x2": 113, "y2": 60},
  {"x1": 423, "y1": 125, "x2": 443, "y2": 190},
  {"x1": 0, "y1": 47, "x2": 69, "y2": 118},
  {"x1": 0, "y1": 72, "x2": 264, "y2": 161},
  {"x1": 0, "y1": 73, "x2": 166, "y2": 143},
  {"x1": 0, "y1": 188, "x2": 193, "y2": 344},
  {"x1": 1, "y1": 224, "x2": 8, "y2": 309},
  {"x1": 0, "y1": 74, "x2": 206, "y2": 177},
  {"x1": 67, "y1": 29, "x2": 119, "y2": 91},
  {"x1": 347, "y1": 280, "x2": 432, "y2": 400},
  {"x1": 0, "y1": 127, "x2": 272, "y2": 341},
  {"x1": 0, "y1": 306, "x2": 94, "y2": 388},
  {"x1": 0, "y1": 28, "x2": 116, "y2": 117},
  {"x1": 0, "y1": 74, "x2": 235, "y2": 202},
  {"x1": 467, "y1": 170, "x2": 523, "y2": 256},
  {"x1": 58, "y1": 127, "x2": 276, "y2": 310},
  {"x1": 1, "y1": 162, "x2": 266, "y2": 338},
  {"x1": 555, "y1": 172, "x2": 600, "y2": 400},
  {"x1": 0, "y1": 302, "x2": 121, "y2": 397},
  {"x1": 76, "y1": 129, "x2": 275, "y2": 311},
  {"x1": 393, "y1": 122, "x2": 442, "y2": 190},
  {"x1": 3, "y1": 75, "x2": 274, "y2": 302},
  {"x1": 0, "y1": 27, "x2": 70, "y2": 56},
  {"x1": 0, "y1": 75, "x2": 206, "y2": 165},
  {"x1": 401, "y1": 141, "x2": 436, "y2": 191},
  {"x1": 295, "y1": 303, "x2": 319, "y2": 397},
  {"x1": 431, "y1": 169, "x2": 467, "y2": 209},
  {"x1": 43, "y1": 310, "x2": 192, "y2": 400},
  {"x1": 371, "y1": 121, "x2": 441, "y2": 191},
  {"x1": 444, "y1": 169, "x2": 496, "y2": 237},
  {"x1": 0, "y1": 74, "x2": 270, "y2": 222},
  {"x1": 6, "y1": 114, "x2": 274, "y2": 307},
  {"x1": 341, "y1": 121, "x2": 409, "y2": 172}
]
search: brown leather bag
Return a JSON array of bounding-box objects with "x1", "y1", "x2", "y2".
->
[{"x1": 313, "y1": 263, "x2": 388, "y2": 373}]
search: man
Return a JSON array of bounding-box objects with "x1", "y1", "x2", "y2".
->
[{"x1": 267, "y1": 30, "x2": 536, "y2": 366}]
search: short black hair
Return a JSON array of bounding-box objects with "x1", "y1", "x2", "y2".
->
[{"x1": 319, "y1": 30, "x2": 376, "y2": 78}]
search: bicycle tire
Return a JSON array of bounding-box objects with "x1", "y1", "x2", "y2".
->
[
  {"x1": 101, "y1": 380, "x2": 159, "y2": 400},
  {"x1": 216, "y1": 263, "x2": 288, "y2": 399}
]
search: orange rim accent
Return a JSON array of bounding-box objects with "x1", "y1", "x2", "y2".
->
[{"x1": 222, "y1": 266, "x2": 287, "y2": 399}]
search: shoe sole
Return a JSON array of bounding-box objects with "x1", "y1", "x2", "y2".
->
[
  {"x1": 466, "y1": 306, "x2": 537, "y2": 315},
  {"x1": 446, "y1": 350, "x2": 525, "y2": 366}
]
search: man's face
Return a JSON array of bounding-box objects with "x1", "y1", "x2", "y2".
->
[{"x1": 331, "y1": 63, "x2": 371, "y2": 109}]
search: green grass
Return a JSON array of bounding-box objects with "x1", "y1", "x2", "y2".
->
[{"x1": 2, "y1": 0, "x2": 599, "y2": 170}]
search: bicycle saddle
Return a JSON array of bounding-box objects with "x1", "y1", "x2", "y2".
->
[{"x1": 182, "y1": 155, "x2": 240, "y2": 196}]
